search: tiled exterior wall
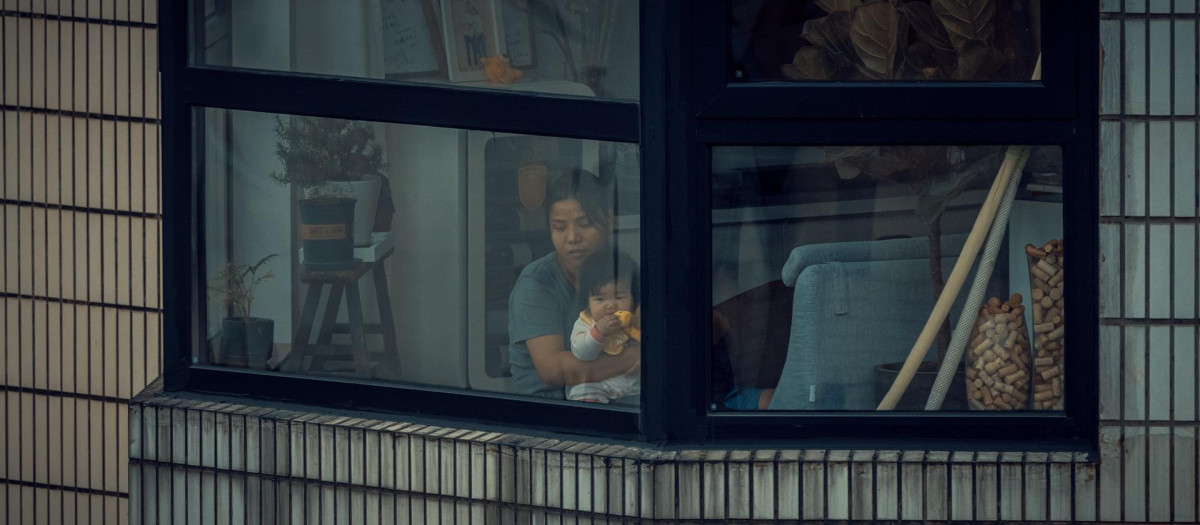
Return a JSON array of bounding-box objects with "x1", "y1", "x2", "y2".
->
[
  {"x1": 125, "y1": 1, "x2": 1200, "y2": 516},
  {"x1": 0, "y1": 0, "x2": 161, "y2": 523},
  {"x1": 13, "y1": 0, "x2": 1188, "y2": 523},
  {"x1": 1095, "y1": 0, "x2": 1200, "y2": 523},
  {"x1": 131, "y1": 389, "x2": 1099, "y2": 523}
]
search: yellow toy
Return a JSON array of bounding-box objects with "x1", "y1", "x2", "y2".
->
[
  {"x1": 483, "y1": 55, "x2": 523, "y2": 84},
  {"x1": 613, "y1": 310, "x2": 641, "y2": 343}
]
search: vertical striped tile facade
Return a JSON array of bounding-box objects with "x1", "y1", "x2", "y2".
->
[
  {"x1": 129, "y1": 389, "x2": 1099, "y2": 523},
  {"x1": 1, "y1": 0, "x2": 161, "y2": 523},
  {"x1": 1097, "y1": 1, "x2": 1200, "y2": 523}
]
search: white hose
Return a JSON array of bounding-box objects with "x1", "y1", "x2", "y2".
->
[{"x1": 925, "y1": 147, "x2": 1030, "y2": 411}]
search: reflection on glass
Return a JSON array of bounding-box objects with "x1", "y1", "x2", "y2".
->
[
  {"x1": 710, "y1": 144, "x2": 1063, "y2": 412},
  {"x1": 730, "y1": 0, "x2": 1042, "y2": 82},
  {"x1": 198, "y1": 108, "x2": 640, "y2": 407},
  {"x1": 194, "y1": 0, "x2": 640, "y2": 101}
]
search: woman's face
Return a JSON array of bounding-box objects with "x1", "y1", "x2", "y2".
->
[{"x1": 549, "y1": 198, "x2": 608, "y2": 281}]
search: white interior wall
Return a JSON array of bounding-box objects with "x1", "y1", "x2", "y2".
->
[{"x1": 383, "y1": 124, "x2": 469, "y2": 388}]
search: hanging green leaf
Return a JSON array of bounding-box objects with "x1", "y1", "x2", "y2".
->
[
  {"x1": 931, "y1": 0, "x2": 995, "y2": 51},
  {"x1": 900, "y1": 1, "x2": 954, "y2": 52},
  {"x1": 850, "y1": 1, "x2": 899, "y2": 78},
  {"x1": 815, "y1": 0, "x2": 862, "y2": 13},
  {"x1": 802, "y1": 11, "x2": 857, "y2": 67},
  {"x1": 782, "y1": 47, "x2": 833, "y2": 80}
]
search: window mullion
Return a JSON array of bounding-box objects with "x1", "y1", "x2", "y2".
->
[{"x1": 181, "y1": 66, "x2": 641, "y2": 144}]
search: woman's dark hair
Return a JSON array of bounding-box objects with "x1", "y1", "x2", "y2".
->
[
  {"x1": 545, "y1": 168, "x2": 612, "y2": 230},
  {"x1": 576, "y1": 249, "x2": 640, "y2": 313}
]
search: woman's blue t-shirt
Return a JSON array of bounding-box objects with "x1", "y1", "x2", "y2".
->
[{"x1": 508, "y1": 252, "x2": 578, "y2": 398}]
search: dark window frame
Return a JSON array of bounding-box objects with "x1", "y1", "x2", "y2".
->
[
  {"x1": 657, "y1": 2, "x2": 1099, "y2": 449},
  {"x1": 159, "y1": 0, "x2": 1100, "y2": 451}
]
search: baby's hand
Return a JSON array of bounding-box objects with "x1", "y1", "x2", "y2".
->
[{"x1": 595, "y1": 314, "x2": 622, "y2": 337}]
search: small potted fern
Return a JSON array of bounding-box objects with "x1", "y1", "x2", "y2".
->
[
  {"x1": 271, "y1": 116, "x2": 388, "y2": 269},
  {"x1": 209, "y1": 254, "x2": 278, "y2": 369}
]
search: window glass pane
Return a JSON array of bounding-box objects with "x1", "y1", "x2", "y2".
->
[
  {"x1": 730, "y1": 0, "x2": 1042, "y2": 83},
  {"x1": 711, "y1": 144, "x2": 1063, "y2": 412},
  {"x1": 195, "y1": 0, "x2": 640, "y2": 101},
  {"x1": 198, "y1": 108, "x2": 642, "y2": 407}
]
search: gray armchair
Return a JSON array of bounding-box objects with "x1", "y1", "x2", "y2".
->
[{"x1": 768, "y1": 234, "x2": 986, "y2": 410}]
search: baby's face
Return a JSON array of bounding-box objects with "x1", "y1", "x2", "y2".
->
[{"x1": 588, "y1": 282, "x2": 635, "y2": 319}]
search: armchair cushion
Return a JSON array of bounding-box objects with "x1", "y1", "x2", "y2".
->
[{"x1": 768, "y1": 234, "x2": 987, "y2": 410}]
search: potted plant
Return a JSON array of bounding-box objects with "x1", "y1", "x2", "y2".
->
[
  {"x1": 783, "y1": 0, "x2": 1037, "y2": 408},
  {"x1": 209, "y1": 254, "x2": 278, "y2": 369},
  {"x1": 271, "y1": 116, "x2": 389, "y2": 269}
]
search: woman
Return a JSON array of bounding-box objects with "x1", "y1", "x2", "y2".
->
[{"x1": 508, "y1": 169, "x2": 640, "y2": 399}]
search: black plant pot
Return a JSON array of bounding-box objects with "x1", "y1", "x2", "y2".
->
[
  {"x1": 220, "y1": 317, "x2": 274, "y2": 369},
  {"x1": 299, "y1": 197, "x2": 356, "y2": 270},
  {"x1": 873, "y1": 361, "x2": 968, "y2": 411}
]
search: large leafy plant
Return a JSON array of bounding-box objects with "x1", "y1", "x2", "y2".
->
[
  {"x1": 270, "y1": 116, "x2": 387, "y2": 199},
  {"x1": 782, "y1": 0, "x2": 1029, "y2": 82}
]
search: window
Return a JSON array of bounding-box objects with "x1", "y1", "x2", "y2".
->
[
  {"x1": 162, "y1": 1, "x2": 1099, "y2": 446},
  {"x1": 712, "y1": 144, "x2": 1065, "y2": 412},
  {"x1": 691, "y1": 1, "x2": 1098, "y2": 444},
  {"x1": 198, "y1": 108, "x2": 639, "y2": 404},
  {"x1": 166, "y1": 0, "x2": 645, "y2": 435}
]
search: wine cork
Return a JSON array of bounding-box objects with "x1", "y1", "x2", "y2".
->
[
  {"x1": 1036, "y1": 259, "x2": 1059, "y2": 277},
  {"x1": 1048, "y1": 269, "x2": 1065, "y2": 286},
  {"x1": 1047, "y1": 325, "x2": 1065, "y2": 342},
  {"x1": 1031, "y1": 265, "x2": 1052, "y2": 283}
]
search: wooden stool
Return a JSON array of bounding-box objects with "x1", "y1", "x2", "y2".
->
[{"x1": 279, "y1": 250, "x2": 398, "y2": 377}]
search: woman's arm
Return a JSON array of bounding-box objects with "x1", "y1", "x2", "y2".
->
[{"x1": 527, "y1": 334, "x2": 640, "y2": 387}]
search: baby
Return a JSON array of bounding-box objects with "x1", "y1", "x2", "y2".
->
[{"x1": 568, "y1": 251, "x2": 641, "y2": 403}]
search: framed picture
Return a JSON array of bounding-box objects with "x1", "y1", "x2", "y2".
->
[
  {"x1": 441, "y1": 0, "x2": 507, "y2": 82},
  {"x1": 381, "y1": 0, "x2": 447, "y2": 79},
  {"x1": 500, "y1": 0, "x2": 536, "y2": 70}
]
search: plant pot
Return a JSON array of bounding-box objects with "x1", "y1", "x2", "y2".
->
[
  {"x1": 873, "y1": 361, "x2": 967, "y2": 411},
  {"x1": 298, "y1": 197, "x2": 356, "y2": 270},
  {"x1": 220, "y1": 317, "x2": 274, "y2": 369},
  {"x1": 328, "y1": 175, "x2": 382, "y2": 247}
]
